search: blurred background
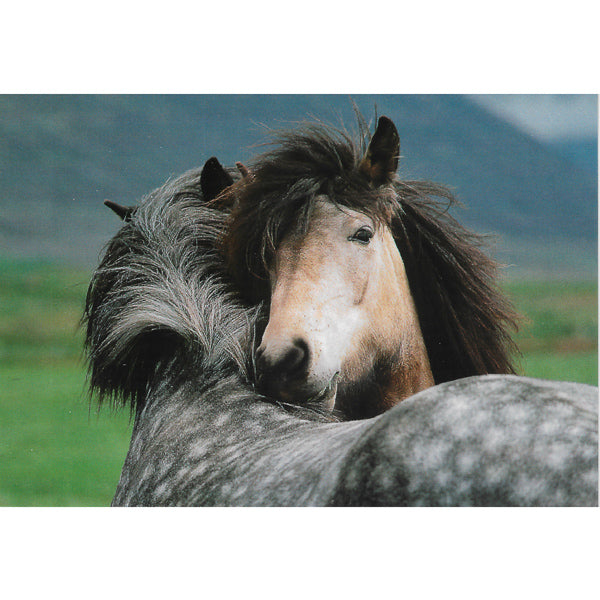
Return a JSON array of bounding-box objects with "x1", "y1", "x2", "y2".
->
[{"x1": 1, "y1": 94, "x2": 597, "y2": 505}]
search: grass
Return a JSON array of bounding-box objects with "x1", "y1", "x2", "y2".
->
[
  {"x1": 1, "y1": 364, "x2": 131, "y2": 506},
  {"x1": 0, "y1": 258, "x2": 597, "y2": 506},
  {"x1": 0, "y1": 259, "x2": 132, "y2": 506},
  {"x1": 505, "y1": 279, "x2": 598, "y2": 385}
]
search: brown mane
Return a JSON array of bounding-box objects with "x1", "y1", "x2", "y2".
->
[{"x1": 220, "y1": 119, "x2": 519, "y2": 384}]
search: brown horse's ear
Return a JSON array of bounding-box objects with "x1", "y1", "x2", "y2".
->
[
  {"x1": 359, "y1": 116, "x2": 400, "y2": 186},
  {"x1": 201, "y1": 156, "x2": 234, "y2": 201},
  {"x1": 104, "y1": 200, "x2": 136, "y2": 222}
]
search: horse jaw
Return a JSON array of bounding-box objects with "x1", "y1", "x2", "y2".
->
[{"x1": 339, "y1": 229, "x2": 434, "y2": 415}]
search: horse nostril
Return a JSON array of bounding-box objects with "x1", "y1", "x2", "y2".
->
[
  {"x1": 283, "y1": 338, "x2": 310, "y2": 377},
  {"x1": 256, "y1": 337, "x2": 310, "y2": 389}
]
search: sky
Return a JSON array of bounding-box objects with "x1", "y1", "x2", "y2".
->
[{"x1": 468, "y1": 95, "x2": 598, "y2": 142}]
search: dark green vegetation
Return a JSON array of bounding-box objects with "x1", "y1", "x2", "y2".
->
[{"x1": 0, "y1": 259, "x2": 597, "y2": 506}]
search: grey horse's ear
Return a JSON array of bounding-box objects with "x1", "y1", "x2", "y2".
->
[
  {"x1": 104, "y1": 200, "x2": 136, "y2": 222},
  {"x1": 201, "y1": 156, "x2": 234, "y2": 201},
  {"x1": 359, "y1": 116, "x2": 400, "y2": 186}
]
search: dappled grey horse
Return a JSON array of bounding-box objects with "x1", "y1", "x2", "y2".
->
[{"x1": 85, "y1": 156, "x2": 597, "y2": 506}]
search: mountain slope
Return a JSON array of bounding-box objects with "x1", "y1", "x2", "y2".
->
[{"x1": 0, "y1": 94, "x2": 596, "y2": 276}]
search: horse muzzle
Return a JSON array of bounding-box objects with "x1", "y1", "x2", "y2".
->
[{"x1": 255, "y1": 337, "x2": 339, "y2": 411}]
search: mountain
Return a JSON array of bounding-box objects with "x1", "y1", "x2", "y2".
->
[
  {"x1": 0, "y1": 94, "x2": 596, "y2": 277},
  {"x1": 547, "y1": 138, "x2": 597, "y2": 174}
]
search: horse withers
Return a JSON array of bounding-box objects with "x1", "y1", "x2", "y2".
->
[{"x1": 223, "y1": 116, "x2": 518, "y2": 419}]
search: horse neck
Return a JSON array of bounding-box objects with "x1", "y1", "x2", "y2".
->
[{"x1": 133, "y1": 367, "x2": 333, "y2": 442}]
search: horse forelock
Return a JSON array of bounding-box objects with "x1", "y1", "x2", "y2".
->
[
  {"x1": 222, "y1": 121, "x2": 397, "y2": 301},
  {"x1": 84, "y1": 168, "x2": 261, "y2": 413}
]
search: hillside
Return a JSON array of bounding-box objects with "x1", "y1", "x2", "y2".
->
[{"x1": 0, "y1": 94, "x2": 596, "y2": 277}]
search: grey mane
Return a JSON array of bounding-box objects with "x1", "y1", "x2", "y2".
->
[{"x1": 84, "y1": 168, "x2": 259, "y2": 413}]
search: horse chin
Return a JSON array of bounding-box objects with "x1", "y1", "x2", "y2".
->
[
  {"x1": 306, "y1": 373, "x2": 339, "y2": 412},
  {"x1": 274, "y1": 374, "x2": 339, "y2": 412}
]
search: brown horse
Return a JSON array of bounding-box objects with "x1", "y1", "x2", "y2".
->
[{"x1": 221, "y1": 116, "x2": 519, "y2": 420}]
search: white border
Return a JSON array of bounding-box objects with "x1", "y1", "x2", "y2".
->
[
  {"x1": 1, "y1": 2, "x2": 598, "y2": 596},
  {"x1": 2, "y1": 2, "x2": 599, "y2": 92}
]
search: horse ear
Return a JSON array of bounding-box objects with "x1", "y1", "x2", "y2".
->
[
  {"x1": 201, "y1": 156, "x2": 234, "y2": 201},
  {"x1": 104, "y1": 200, "x2": 135, "y2": 222},
  {"x1": 359, "y1": 116, "x2": 400, "y2": 185}
]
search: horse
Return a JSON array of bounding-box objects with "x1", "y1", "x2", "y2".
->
[
  {"x1": 221, "y1": 116, "x2": 519, "y2": 420},
  {"x1": 85, "y1": 155, "x2": 598, "y2": 506}
]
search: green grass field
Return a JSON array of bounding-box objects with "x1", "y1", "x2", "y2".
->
[
  {"x1": 1, "y1": 259, "x2": 597, "y2": 506},
  {"x1": 0, "y1": 260, "x2": 132, "y2": 506},
  {"x1": 505, "y1": 279, "x2": 598, "y2": 384}
]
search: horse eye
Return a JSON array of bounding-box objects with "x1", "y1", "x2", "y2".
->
[{"x1": 350, "y1": 226, "x2": 374, "y2": 245}]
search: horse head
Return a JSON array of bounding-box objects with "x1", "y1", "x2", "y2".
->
[
  {"x1": 255, "y1": 120, "x2": 433, "y2": 418},
  {"x1": 223, "y1": 115, "x2": 518, "y2": 420}
]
